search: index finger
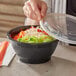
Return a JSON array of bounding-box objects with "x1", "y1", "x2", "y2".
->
[
  {"x1": 41, "y1": 2, "x2": 47, "y2": 17},
  {"x1": 30, "y1": 0, "x2": 41, "y2": 20}
]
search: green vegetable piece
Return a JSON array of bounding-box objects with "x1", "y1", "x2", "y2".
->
[
  {"x1": 17, "y1": 36, "x2": 29, "y2": 43},
  {"x1": 43, "y1": 38, "x2": 52, "y2": 42},
  {"x1": 17, "y1": 32, "x2": 55, "y2": 43},
  {"x1": 38, "y1": 38, "x2": 43, "y2": 43},
  {"x1": 17, "y1": 38, "x2": 22, "y2": 42},
  {"x1": 39, "y1": 35, "x2": 55, "y2": 43},
  {"x1": 29, "y1": 36, "x2": 39, "y2": 43}
]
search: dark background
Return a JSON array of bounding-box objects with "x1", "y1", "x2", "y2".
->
[
  {"x1": 66, "y1": 0, "x2": 76, "y2": 16},
  {"x1": 66, "y1": 0, "x2": 76, "y2": 46}
]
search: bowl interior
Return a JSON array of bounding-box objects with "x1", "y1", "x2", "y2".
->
[{"x1": 7, "y1": 25, "x2": 58, "y2": 45}]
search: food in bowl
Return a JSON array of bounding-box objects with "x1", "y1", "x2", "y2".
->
[
  {"x1": 13, "y1": 26, "x2": 55, "y2": 43},
  {"x1": 7, "y1": 26, "x2": 58, "y2": 64}
]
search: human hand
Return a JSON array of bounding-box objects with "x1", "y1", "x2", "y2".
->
[{"x1": 23, "y1": 0, "x2": 47, "y2": 21}]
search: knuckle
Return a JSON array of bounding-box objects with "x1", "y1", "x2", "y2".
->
[
  {"x1": 24, "y1": 11, "x2": 27, "y2": 15},
  {"x1": 23, "y1": 6, "x2": 25, "y2": 10},
  {"x1": 24, "y1": 12, "x2": 27, "y2": 16},
  {"x1": 23, "y1": 6, "x2": 27, "y2": 13}
]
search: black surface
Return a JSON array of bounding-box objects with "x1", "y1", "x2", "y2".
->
[
  {"x1": 66, "y1": 0, "x2": 76, "y2": 46},
  {"x1": 66, "y1": 0, "x2": 76, "y2": 16}
]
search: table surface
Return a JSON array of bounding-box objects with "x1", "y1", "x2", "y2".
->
[{"x1": 0, "y1": 38, "x2": 76, "y2": 76}]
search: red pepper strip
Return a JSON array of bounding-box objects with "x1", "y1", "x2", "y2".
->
[
  {"x1": 13, "y1": 31, "x2": 25, "y2": 40},
  {"x1": 30, "y1": 26, "x2": 33, "y2": 29},
  {"x1": 13, "y1": 35, "x2": 19, "y2": 40},
  {"x1": 18, "y1": 31, "x2": 25, "y2": 38},
  {"x1": 42, "y1": 31, "x2": 48, "y2": 35},
  {"x1": 37, "y1": 29, "x2": 42, "y2": 32}
]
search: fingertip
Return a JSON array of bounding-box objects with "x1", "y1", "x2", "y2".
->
[{"x1": 41, "y1": 12, "x2": 44, "y2": 17}]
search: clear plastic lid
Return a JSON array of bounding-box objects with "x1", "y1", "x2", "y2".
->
[{"x1": 40, "y1": 13, "x2": 76, "y2": 44}]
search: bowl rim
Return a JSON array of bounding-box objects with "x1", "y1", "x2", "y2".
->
[{"x1": 7, "y1": 26, "x2": 58, "y2": 46}]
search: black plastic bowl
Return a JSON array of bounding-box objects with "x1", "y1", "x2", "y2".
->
[{"x1": 7, "y1": 26, "x2": 58, "y2": 64}]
